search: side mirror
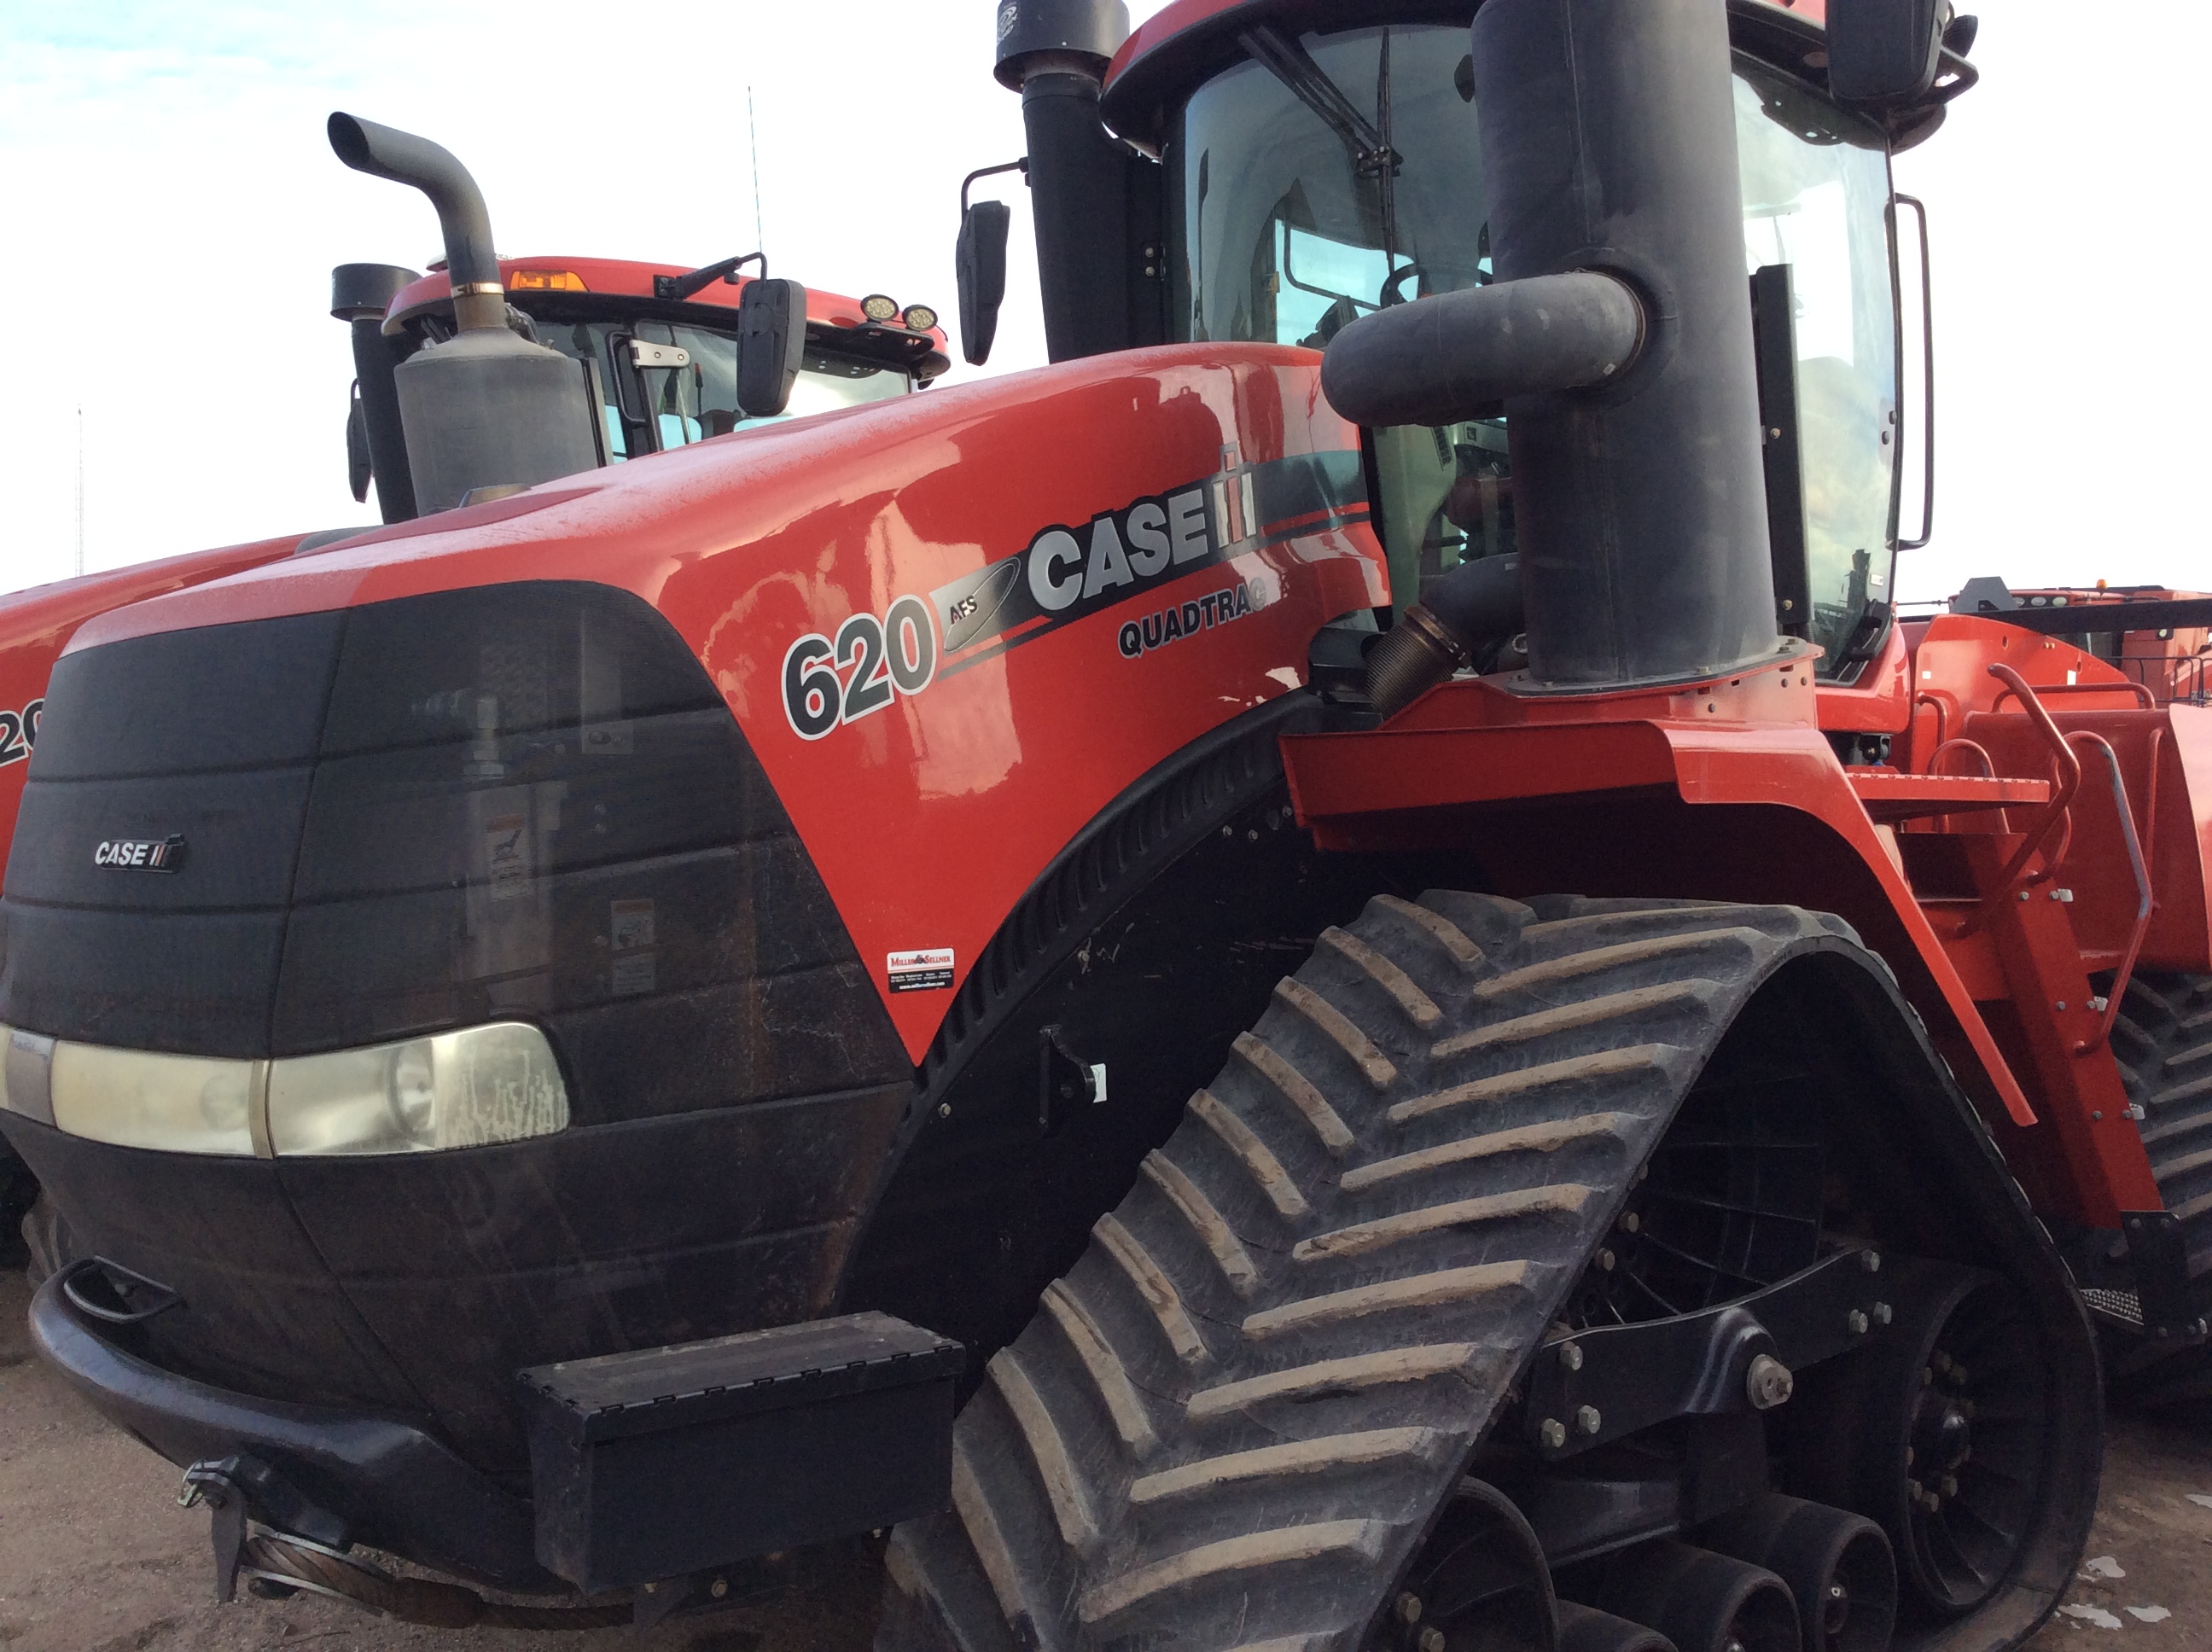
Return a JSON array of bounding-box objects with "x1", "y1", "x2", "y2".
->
[
  {"x1": 736, "y1": 278, "x2": 808, "y2": 418},
  {"x1": 957, "y1": 200, "x2": 1012, "y2": 367},
  {"x1": 346, "y1": 383, "x2": 373, "y2": 503},
  {"x1": 1827, "y1": 0, "x2": 1951, "y2": 106}
]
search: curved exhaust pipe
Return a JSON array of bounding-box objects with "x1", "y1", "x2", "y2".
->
[
  {"x1": 327, "y1": 114, "x2": 504, "y2": 333},
  {"x1": 323, "y1": 113, "x2": 604, "y2": 513}
]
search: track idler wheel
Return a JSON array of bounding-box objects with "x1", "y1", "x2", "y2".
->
[
  {"x1": 1699, "y1": 1495, "x2": 1895, "y2": 1652},
  {"x1": 1786, "y1": 1265, "x2": 2052, "y2": 1620},
  {"x1": 1563, "y1": 1543, "x2": 1796, "y2": 1652},
  {"x1": 1382, "y1": 1477, "x2": 1556, "y2": 1652},
  {"x1": 1552, "y1": 1602, "x2": 1675, "y2": 1652}
]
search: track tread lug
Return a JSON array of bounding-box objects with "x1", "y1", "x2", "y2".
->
[
  {"x1": 1318, "y1": 926, "x2": 1444, "y2": 1029},
  {"x1": 1232, "y1": 1032, "x2": 1355, "y2": 1156},
  {"x1": 1142, "y1": 1150, "x2": 1260, "y2": 1294},
  {"x1": 986, "y1": 1347, "x2": 1101, "y2": 1554},
  {"x1": 1039, "y1": 1281, "x2": 1161, "y2": 1458},
  {"x1": 1369, "y1": 894, "x2": 1486, "y2": 974},
  {"x1": 1092, "y1": 1213, "x2": 1211, "y2": 1366},
  {"x1": 1272, "y1": 977, "x2": 1397, "y2": 1090},
  {"x1": 1190, "y1": 1088, "x2": 1310, "y2": 1218}
]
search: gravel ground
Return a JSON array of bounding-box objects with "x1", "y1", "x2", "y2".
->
[{"x1": 0, "y1": 1265, "x2": 2203, "y2": 1650}]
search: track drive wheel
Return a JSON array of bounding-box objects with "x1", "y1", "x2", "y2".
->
[
  {"x1": 2110, "y1": 973, "x2": 2212, "y2": 1399},
  {"x1": 876, "y1": 893, "x2": 1877, "y2": 1652}
]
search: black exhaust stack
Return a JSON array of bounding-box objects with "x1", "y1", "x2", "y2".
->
[
  {"x1": 1329, "y1": 0, "x2": 1780, "y2": 707},
  {"x1": 994, "y1": 0, "x2": 1161, "y2": 362},
  {"x1": 328, "y1": 114, "x2": 603, "y2": 514}
]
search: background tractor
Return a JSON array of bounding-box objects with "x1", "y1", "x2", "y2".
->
[{"x1": 0, "y1": 121, "x2": 947, "y2": 1279}]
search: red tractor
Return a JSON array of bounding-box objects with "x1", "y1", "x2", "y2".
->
[
  {"x1": 0, "y1": 3, "x2": 2191, "y2": 1651},
  {"x1": 0, "y1": 126, "x2": 946, "y2": 1271}
]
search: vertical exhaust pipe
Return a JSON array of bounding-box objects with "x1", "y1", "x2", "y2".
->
[
  {"x1": 1473, "y1": 0, "x2": 1778, "y2": 689},
  {"x1": 993, "y1": 0, "x2": 1149, "y2": 362},
  {"x1": 327, "y1": 114, "x2": 604, "y2": 513},
  {"x1": 1328, "y1": 0, "x2": 1781, "y2": 707}
]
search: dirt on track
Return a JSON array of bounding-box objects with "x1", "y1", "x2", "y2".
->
[{"x1": 0, "y1": 1265, "x2": 2203, "y2": 1650}]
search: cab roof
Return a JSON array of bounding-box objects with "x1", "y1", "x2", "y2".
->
[
  {"x1": 1099, "y1": 0, "x2": 1831, "y2": 152},
  {"x1": 382, "y1": 253, "x2": 951, "y2": 375}
]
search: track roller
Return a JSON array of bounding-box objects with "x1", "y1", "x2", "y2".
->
[
  {"x1": 1553, "y1": 1602, "x2": 1675, "y2": 1652},
  {"x1": 1562, "y1": 1543, "x2": 1796, "y2": 1652},
  {"x1": 1698, "y1": 1495, "x2": 1894, "y2": 1652}
]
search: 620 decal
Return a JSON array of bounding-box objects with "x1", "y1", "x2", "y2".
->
[
  {"x1": 783, "y1": 598, "x2": 937, "y2": 741},
  {"x1": 0, "y1": 699, "x2": 41, "y2": 768}
]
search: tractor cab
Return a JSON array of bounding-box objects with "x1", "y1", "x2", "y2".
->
[
  {"x1": 339, "y1": 253, "x2": 948, "y2": 522},
  {"x1": 973, "y1": 0, "x2": 1970, "y2": 678}
]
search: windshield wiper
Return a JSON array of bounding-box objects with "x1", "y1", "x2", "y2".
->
[{"x1": 1238, "y1": 26, "x2": 1403, "y2": 270}]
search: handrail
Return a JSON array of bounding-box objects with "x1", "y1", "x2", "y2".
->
[
  {"x1": 2067, "y1": 730, "x2": 2153, "y2": 1055},
  {"x1": 1913, "y1": 688, "x2": 1959, "y2": 753},
  {"x1": 1991, "y1": 678, "x2": 2157, "y2": 713},
  {"x1": 1926, "y1": 736, "x2": 2004, "y2": 832},
  {"x1": 1926, "y1": 738, "x2": 1996, "y2": 777},
  {"x1": 1963, "y1": 665, "x2": 2082, "y2": 934}
]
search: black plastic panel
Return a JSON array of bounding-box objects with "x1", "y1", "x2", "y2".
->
[
  {"x1": 6, "y1": 767, "x2": 315, "y2": 910},
  {"x1": 0, "y1": 905, "x2": 291, "y2": 1055},
  {"x1": 28, "y1": 611, "x2": 343, "y2": 780},
  {"x1": 1, "y1": 581, "x2": 908, "y2": 1107},
  {"x1": 0, "y1": 1114, "x2": 427, "y2": 1415},
  {"x1": 277, "y1": 1084, "x2": 909, "y2": 1471}
]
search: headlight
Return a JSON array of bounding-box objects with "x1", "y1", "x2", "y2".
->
[
  {"x1": 269, "y1": 1025, "x2": 568, "y2": 1155},
  {"x1": 48, "y1": 1041, "x2": 260, "y2": 1157},
  {"x1": 0, "y1": 1021, "x2": 568, "y2": 1159}
]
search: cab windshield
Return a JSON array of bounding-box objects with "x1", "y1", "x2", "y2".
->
[
  {"x1": 525, "y1": 312, "x2": 911, "y2": 460},
  {"x1": 1165, "y1": 24, "x2": 1901, "y2": 677}
]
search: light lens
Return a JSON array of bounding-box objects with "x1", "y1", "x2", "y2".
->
[
  {"x1": 901, "y1": 305, "x2": 938, "y2": 333},
  {"x1": 507, "y1": 269, "x2": 588, "y2": 292},
  {"x1": 49, "y1": 1043, "x2": 258, "y2": 1156},
  {"x1": 860, "y1": 294, "x2": 900, "y2": 323},
  {"x1": 268, "y1": 1023, "x2": 568, "y2": 1156}
]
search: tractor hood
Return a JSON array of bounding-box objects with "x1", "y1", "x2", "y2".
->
[{"x1": 36, "y1": 343, "x2": 1383, "y2": 1062}]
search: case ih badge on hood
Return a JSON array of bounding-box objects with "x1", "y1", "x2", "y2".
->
[
  {"x1": 92, "y1": 835, "x2": 184, "y2": 871},
  {"x1": 778, "y1": 447, "x2": 1360, "y2": 740}
]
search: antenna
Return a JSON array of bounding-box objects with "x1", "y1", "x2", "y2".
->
[
  {"x1": 748, "y1": 87, "x2": 765, "y2": 253},
  {"x1": 75, "y1": 405, "x2": 85, "y2": 578}
]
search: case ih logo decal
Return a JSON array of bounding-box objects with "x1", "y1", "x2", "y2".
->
[
  {"x1": 94, "y1": 835, "x2": 185, "y2": 871},
  {"x1": 780, "y1": 450, "x2": 1368, "y2": 741}
]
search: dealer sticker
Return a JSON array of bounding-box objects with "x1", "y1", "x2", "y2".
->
[{"x1": 888, "y1": 948, "x2": 955, "y2": 993}]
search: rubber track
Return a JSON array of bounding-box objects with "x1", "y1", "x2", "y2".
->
[
  {"x1": 2116, "y1": 974, "x2": 2212, "y2": 1289},
  {"x1": 878, "y1": 893, "x2": 1855, "y2": 1652}
]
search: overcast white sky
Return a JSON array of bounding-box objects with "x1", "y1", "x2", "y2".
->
[{"x1": 0, "y1": 3, "x2": 2198, "y2": 604}]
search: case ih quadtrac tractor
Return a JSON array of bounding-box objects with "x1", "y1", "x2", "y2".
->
[
  {"x1": 4, "y1": 1, "x2": 2205, "y2": 1649},
  {"x1": 0, "y1": 126, "x2": 947, "y2": 1271}
]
